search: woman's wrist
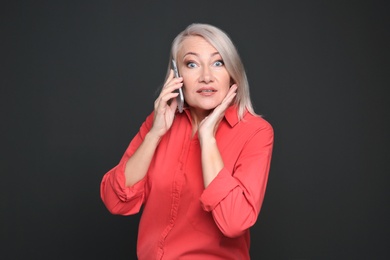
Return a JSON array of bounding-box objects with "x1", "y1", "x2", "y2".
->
[
  {"x1": 199, "y1": 135, "x2": 217, "y2": 147},
  {"x1": 145, "y1": 131, "x2": 162, "y2": 145}
]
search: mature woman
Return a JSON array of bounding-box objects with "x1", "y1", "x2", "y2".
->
[{"x1": 100, "y1": 23, "x2": 274, "y2": 259}]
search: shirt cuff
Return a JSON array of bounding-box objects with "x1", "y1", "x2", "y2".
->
[
  {"x1": 114, "y1": 162, "x2": 146, "y2": 202},
  {"x1": 200, "y1": 168, "x2": 239, "y2": 212}
]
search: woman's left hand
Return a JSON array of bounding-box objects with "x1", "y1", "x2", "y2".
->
[{"x1": 198, "y1": 84, "x2": 238, "y2": 143}]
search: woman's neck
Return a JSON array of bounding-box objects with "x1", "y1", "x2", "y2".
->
[{"x1": 189, "y1": 108, "x2": 211, "y2": 136}]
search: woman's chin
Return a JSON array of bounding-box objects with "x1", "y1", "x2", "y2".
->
[
  {"x1": 187, "y1": 100, "x2": 221, "y2": 111},
  {"x1": 189, "y1": 104, "x2": 218, "y2": 113}
]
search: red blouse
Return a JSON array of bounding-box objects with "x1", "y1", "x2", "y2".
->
[{"x1": 100, "y1": 106, "x2": 274, "y2": 259}]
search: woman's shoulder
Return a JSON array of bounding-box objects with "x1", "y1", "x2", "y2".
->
[{"x1": 243, "y1": 112, "x2": 273, "y2": 131}]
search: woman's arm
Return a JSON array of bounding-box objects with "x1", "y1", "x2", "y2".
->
[
  {"x1": 100, "y1": 115, "x2": 154, "y2": 215},
  {"x1": 200, "y1": 123, "x2": 274, "y2": 237},
  {"x1": 100, "y1": 71, "x2": 183, "y2": 214},
  {"x1": 123, "y1": 131, "x2": 161, "y2": 186},
  {"x1": 198, "y1": 85, "x2": 237, "y2": 187},
  {"x1": 124, "y1": 70, "x2": 183, "y2": 186}
]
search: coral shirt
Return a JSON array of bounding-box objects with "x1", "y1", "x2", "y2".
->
[{"x1": 100, "y1": 106, "x2": 274, "y2": 260}]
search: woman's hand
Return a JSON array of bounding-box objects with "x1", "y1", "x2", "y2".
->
[
  {"x1": 198, "y1": 84, "x2": 237, "y2": 187},
  {"x1": 149, "y1": 70, "x2": 183, "y2": 138},
  {"x1": 123, "y1": 70, "x2": 182, "y2": 187},
  {"x1": 198, "y1": 84, "x2": 238, "y2": 143}
]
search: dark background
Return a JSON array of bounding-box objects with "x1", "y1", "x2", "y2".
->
[{"x1": 1, "y1": 0, "x2": 389, "y2": 259}]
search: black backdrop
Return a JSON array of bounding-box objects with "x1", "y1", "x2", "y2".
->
[{"x1": 1, "y1": 1, "x2": 389, "y2": 259}]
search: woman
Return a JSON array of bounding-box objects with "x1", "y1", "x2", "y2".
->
[{"x1": 100, "y1": 23, "x2": 274, "y2": 259}]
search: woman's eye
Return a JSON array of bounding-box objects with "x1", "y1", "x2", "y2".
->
[
  {"x1": 187, "y1": 62, "x2": 197, "y2": 68},
  {"x1": 214, "y1": 60, "x2": 224, "y2": 67}
]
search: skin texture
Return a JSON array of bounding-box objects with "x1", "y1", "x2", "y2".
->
[
  {"x1": 124, "y1": 36, "x2": 237, "y2": 187},
  {"x1": 178, "y1": 36, "x2": 233, "y2": 127}
]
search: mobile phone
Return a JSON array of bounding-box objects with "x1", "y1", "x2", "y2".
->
[{"x1": 171, "y1": 59, "x2": 184, "y2": 113}]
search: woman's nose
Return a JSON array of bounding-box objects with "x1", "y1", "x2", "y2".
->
[{"x1": 199, "y1": 66, "x2": 213, "y2": 83}]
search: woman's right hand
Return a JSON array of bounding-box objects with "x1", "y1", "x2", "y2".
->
[{"x1": 149, "y1": 69, "x2": 183, "y2": 138}]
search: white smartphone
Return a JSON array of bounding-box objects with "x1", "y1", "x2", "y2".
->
[{"x1": 171, "y1": 59, "x2": 184, "y2": 113}]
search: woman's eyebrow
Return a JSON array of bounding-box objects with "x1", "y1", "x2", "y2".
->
[
  {"x1": 183, "y1": 51, "x2": 220, "y2": 58},
  {"x1": 183, "y1": 52, "x2": 198, "y2": 58}
]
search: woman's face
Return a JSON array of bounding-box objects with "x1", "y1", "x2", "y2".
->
[{"x1": 177, "y1": 36, "x2": 231, "y2": 115}]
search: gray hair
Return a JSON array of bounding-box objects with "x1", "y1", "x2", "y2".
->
[{"x1": 166, "y1": 23, "x2": 257, "y2": 119}]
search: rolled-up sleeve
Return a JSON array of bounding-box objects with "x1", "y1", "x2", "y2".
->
[
  {"x1": 200, "y1": 121, "x2": 274, "y2": 238},
  {"x1": 100, "y1": 113, "x2": 154, "y2": 216}
]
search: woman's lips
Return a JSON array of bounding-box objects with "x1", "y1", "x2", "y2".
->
[{"x1": 196, "y1": 87, "x2": 217, "y2": 94}]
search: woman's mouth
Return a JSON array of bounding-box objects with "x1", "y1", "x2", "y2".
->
[
  {"x1": 197, "y1": 87, "x2": 217, "y2": 93},
  {"x1": 197, "y1": 89, "x2": 217, "y2": 93}
]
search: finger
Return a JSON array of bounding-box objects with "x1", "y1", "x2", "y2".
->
[
  {"x1": 164, "y1": 80, "x2": 183, "y2": 92},
  {"x1": 163, "y1": 70, "x2": 182, "y2": 89},
  {"x1": 161, "y1": 81, "x2": 183, "y2": 99},
  {"x1": 214, "y1": 91, "x2": 236, "y2": 114},
  {"x1": 168, "y1": 69, "x2": 175, "y2": 81},
  {"x1": 224, "y1": 84, "x2": 238, "y2": 101},
  {"x1": 154, "y1": 92, "x2": 179, "y2": 111},
  {"x1": 169, "y1": 95, "x2": 178, "y2": 110},
  {"x1": 205, "y1": 90, "x2": 237, "y2": 124},
  {"x1": 156, "y1": 91, "x2": 179, "y2": 105},
  {"x1": 219, "y1": 85, "x2": 237, "y2": 108}
]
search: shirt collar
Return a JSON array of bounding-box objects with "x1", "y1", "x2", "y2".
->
[{"x1": 224, "y1": 105, "x2": 240, "y2": 127}]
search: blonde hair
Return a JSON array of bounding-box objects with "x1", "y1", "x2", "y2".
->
[{"x1": 166, "y1": 23, "x2": 257, "y2": 119}]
